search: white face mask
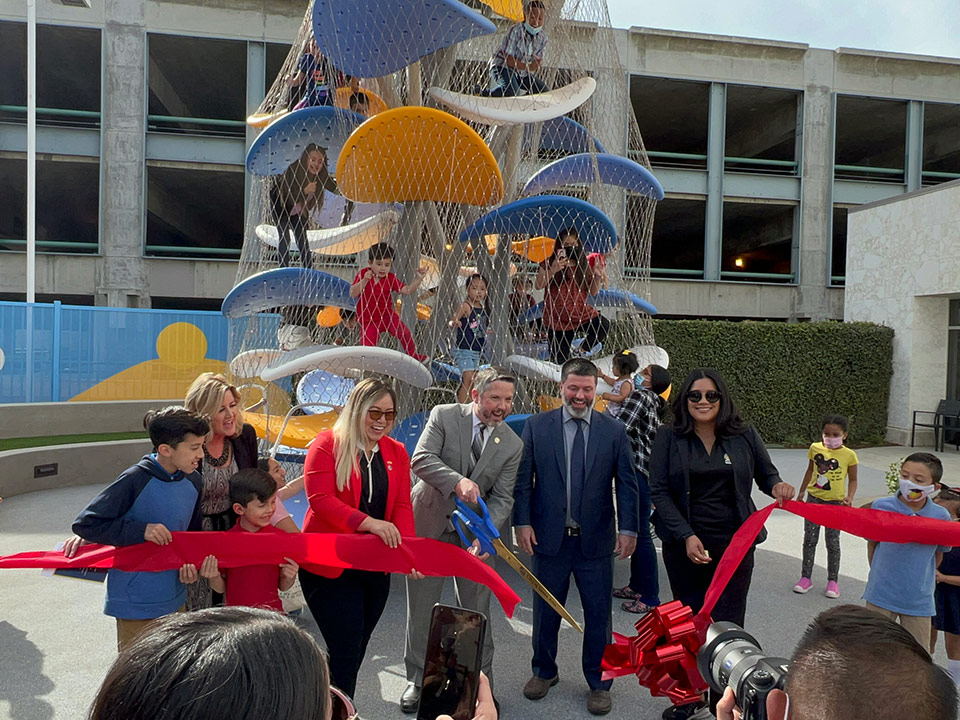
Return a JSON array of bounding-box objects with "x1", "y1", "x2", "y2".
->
[
  {"x1": 524, "y1": 21, "x2": 542, "y2": 35},
  {"x1": 899, "y1": 476, "x2": 936, "y2": 502}
]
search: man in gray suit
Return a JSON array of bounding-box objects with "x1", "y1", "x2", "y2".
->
[{"x1": 400, "y1": 367, "x2": 524, "y2": 713}]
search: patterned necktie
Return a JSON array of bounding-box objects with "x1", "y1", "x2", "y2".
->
[
  {"x1": 570, "y1": 419, "x2": 585, "y2": 524},
  {"x1": 470, "y1": 425, "x2": 485, "y2": 473}
]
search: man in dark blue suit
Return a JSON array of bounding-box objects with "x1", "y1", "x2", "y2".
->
[{"x1": 513, "y1": 358, "x2": 639, "y2": 716}]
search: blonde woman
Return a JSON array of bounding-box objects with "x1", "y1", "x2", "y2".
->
[
  {"x1": 183, "y1": 372, "x2": 259, "y2": 609},
  {"x1": 300, "y1": 377, "x2": 417, "y2": 699}
]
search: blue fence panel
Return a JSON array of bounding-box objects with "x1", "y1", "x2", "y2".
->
[{"x1": 0, "y1": 302, "x2": 234, "y2": 404}]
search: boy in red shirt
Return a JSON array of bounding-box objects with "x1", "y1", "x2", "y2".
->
[
  {"x1": 349, "y1": 242, "x2": 428, "y2": 361},
  {"x1": 199, "y1": 468, "x2": 298, "y2": 612}
]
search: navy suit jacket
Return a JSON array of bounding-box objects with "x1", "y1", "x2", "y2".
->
[{"x1": 513, "y1": 408, "x2": 639, "y2": 559}]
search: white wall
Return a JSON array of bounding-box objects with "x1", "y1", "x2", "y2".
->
[{"x1": 845, "y1": 179, "x2": 960, "y2": 444}]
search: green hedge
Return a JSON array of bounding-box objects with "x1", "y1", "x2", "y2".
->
[{"x1": 645, "y1": 320, "x2": 894, "y2": 445}]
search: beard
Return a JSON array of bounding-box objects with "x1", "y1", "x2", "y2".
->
[{"x1": 562, "y1": 396, "x2": 591, "y2": 419}]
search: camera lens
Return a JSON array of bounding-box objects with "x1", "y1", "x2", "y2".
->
[{"x1": 697, "y1": 622, "x2": 764, "y2": 694}]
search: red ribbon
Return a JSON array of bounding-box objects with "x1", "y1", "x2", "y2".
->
[
  {"x1": 602, "y1": 498, "x2": 959, "y2": 704},
  {"x1": 0, "y1": 532, "x2": 520, "y2": 617}
]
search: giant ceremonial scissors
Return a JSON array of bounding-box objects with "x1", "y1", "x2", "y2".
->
[{"x1": 453, "y1": 497, "x2": 583, "y2": 633}]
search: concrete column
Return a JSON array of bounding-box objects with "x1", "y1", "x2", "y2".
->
[
  {"x1": 905, "y1": 100, "x2": 924, "y2": 192},
  {"x1": 703, "y1": 83, "x2": 725, "y2": 281},
  {"x1": 95, "y1": 0, "x2": 148, "y2": 307},
  {"x1": 245, "y1": 41, "x2": 266, "y2": 233},
  {"x1": 794, "y1": 49, "x2": 835, "y2": 320}
]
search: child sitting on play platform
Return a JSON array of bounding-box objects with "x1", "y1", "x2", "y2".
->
[
  {"x1": 199, "y1": 468, "x2": 299, "y2": 612},
  {"x1": 486, "y1": 0, "x2": 548, "y2": 97},
  {"x1": 349, "y1": 242, "x2": 428, "y2": 361}
]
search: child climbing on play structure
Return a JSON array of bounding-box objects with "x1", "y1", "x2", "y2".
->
[
  {"x1": 271, "y1": 144, "x2": 339, "y2": 270},
  {"x1": 932, "y1": 485, "x2": 960, "y2": 688},
  {"x1": 448, "y1": 273, "x2": 490, "y2": 402},
  {"x1": 350, "y1": 242, "x2": 428, "y2": 361},
  {"x1": 486, "y1": 0, "x2": 548, "y2": 97},
  {"x1": 598, "y1": 349, "x2": 639, "y2": 417},
  {"x1": 793, "y1": 415, "x2": 859, "y2": 599},
  {"x1": 287, "y1": 37, "x2": 335, "y2": 108}
]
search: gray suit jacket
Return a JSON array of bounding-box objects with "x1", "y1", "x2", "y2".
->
[{"x1": 410, "y1": 403, "x2": 523, "y2": 540}]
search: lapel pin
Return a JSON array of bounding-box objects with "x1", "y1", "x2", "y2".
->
[{"x1": 494, "y1": 437, "x2": 500, "y2": 444}]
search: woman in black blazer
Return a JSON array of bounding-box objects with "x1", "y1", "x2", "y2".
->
[
  {"x1": 649, "y1": 368, "x2": 795, "y2": 625},
  {"x1": 650, "y1": 369, "x2": 795, "y2": 720}
]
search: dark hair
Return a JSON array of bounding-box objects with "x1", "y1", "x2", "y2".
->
[
  {"x1": 143, "y1": 406, "x2": 209, "y2": 449},
  {"x1": 527, "y1": 0, "x2": 545, "y2": 10},
  {"x1": 89, "y1": 607, "x2": 331, "y2": 720},
  {"x1": 368, "y1": 242, "x2": 395, "y2": 261},
  {"x1": 612, "y1": 350, "x2": 640, "y2": 377},
  {"x1": 229, "y1": 468, "x2": 277, "y2": 507},
  {"x1": 349, "y1": 92, "x2": 369, "y2": 109},
  {"x1": 464, "y1": 273, "x2": 491, "y2": 314},
  {"x1": 670, "y1": 368, "x2": 746, "y2": 437},
  {"x1": 256, "y1": 456, "x2": 272, "y2": 473},
  {"x1": 903, "y1": 452, "x2": 944, "y2": 484},
  {"x1": 560, "y1": 358, "x2": 598, "y2": 383},
  {"x1": 647, "y1": 365, "x2": 671, "y2": 395},
  {"x1": 787, "y1": 604, "x2": 957, "y2": 720},
  {"x1": 822, "y1": 414, "x2": 849, "y2": 432},
  {"x1": 547, "y1": 227, "x2": 589, "y2": 290}
]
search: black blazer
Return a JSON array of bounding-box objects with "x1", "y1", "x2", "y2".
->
[
  {"x1": 228, "y1": 423, "x2": 259, "y2": 471},
  {"x1": 648, "y1": 425, "x2": 781, "y2": 545}
]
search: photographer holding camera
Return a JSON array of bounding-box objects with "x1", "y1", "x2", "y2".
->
[{"x1": 707, "y1": 604, "x2": 957, "y2": 720}]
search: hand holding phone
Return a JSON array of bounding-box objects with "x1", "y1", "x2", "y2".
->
[{"x1": 417, "y1": 605, "x2": 487, "y2": 720}]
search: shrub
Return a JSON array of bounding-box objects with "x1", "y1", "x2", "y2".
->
[{"x1": 647, "y1": 319, "x2": 894, "y2": 445}]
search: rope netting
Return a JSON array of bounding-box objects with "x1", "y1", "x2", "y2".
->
[{"x1": 228, "y1": 0, "x2": 660, "y2": 454}]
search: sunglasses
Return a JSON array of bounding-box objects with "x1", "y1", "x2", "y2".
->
[
  {"x1": 367, "y1": 409, "x2": 396, "y2": 422},
  {"x1": 686, "y1": 390, "x2": 721, "y2": 404}
]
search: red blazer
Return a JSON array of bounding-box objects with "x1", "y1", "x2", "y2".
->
[{"x1": 303, "y1": 429, "x2": 416, "y2": 548}]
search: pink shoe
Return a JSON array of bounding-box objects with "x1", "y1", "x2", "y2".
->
[
  {"x1": 793, "y1": 577, "x2": 812, "y2": 594},
  {"x1": 825, "y1": 581, "x2": 840, "y2": 599}
]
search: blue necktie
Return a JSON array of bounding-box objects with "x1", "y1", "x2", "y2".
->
[{"x1": 571, "y1": 419, "x2": 585, "y2": 524}]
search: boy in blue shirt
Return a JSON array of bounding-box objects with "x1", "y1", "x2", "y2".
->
[
  {"x1": 864, "y1": 452, "x2": 952, "y2": 647},
  {"x1": 70, "y1": 406, "x2": 210, "y2": 650}
]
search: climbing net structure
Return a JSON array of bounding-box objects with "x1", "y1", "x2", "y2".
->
[{"x1": 225, "y1": 0, "x2": 665, "y2": 454}]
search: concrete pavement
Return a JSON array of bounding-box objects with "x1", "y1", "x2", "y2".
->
[{"x1": 2, "y1": 445, "x2": 959, "y2": 720}]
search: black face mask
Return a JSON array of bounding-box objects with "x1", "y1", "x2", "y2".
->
[{"x1": 564, "y1": 245, "x2": 582, "y2": 260}]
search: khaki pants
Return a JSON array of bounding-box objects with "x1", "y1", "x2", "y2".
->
[
  {"x1": 865, "y1": 601, "x2": 931, "y2": 648},
  {"x1": 115, "y1": 605, "x2": 185, "y2": 652}
]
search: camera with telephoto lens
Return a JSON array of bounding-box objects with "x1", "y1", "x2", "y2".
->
[{"x1": 696, "y1": 622, "x2": 789, "y2": 720}]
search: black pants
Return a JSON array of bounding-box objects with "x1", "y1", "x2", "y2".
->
[
  {"x1": 276, "y1": 211, "x2": 313, "y2": 269},
  {"x1": 660, "y1": 538, "x2": 755, "y2": 627},
  {"x1": 548, "y1": 314, "x2": 610, "y2": 365},
  {"x1": 300, "y1": 568, "x2": 391, "y2": 699}
]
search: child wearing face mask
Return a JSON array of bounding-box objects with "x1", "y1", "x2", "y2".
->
[
  {"x1": 932, "y1": 485, "x2": 960, "y2": 687},
  {"x1": 485, "y1": 0, "x2": 549, "y2": 97},
  {"x1": 793, "y1": 415, "x2": 859, "y2": 598},
  {"x1": 863, "y1": 452, "x2": 952, "y2": 648}
]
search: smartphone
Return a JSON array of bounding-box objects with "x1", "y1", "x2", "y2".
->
[
  {"x1": 417, "y1": 604, "x2": 487, "y2": 720},
  {"x1": 556, "y1": 248, "x2": 567, "y2": 260}
]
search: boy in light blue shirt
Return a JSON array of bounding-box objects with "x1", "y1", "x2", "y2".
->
[{"x1": 864, "y1": 452, "x2": 952, "y2": 647}]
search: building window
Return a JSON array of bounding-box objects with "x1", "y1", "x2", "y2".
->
[
  {"x1": 922, "y1": 102, "x2": 960, "y2": 186},
  {"x1": 145, "y1": 165, "x2": 244, "y2": 259},
  {"x1": 630, "y1": 76, "x2": 709, "y2": 169},
  {"x1": 721, "y1": 201, "x2": 794, "y2": 282},
  {"x1": 266, "y1": 42, "x2": 293, "y2": 95},
  {"x1": 0, "y1": 21, "x2": 101, "y2": 127},
  {"x1": 626, "y1": 196, "x2": 705, "y2": 279},
  {"x1": 831, "y1": 206, "x2": 849, "y2": 286},
  {"x1": 0, "y1": 156, "x2": 100, "y2": 254},
  {"x1": 147, "y1": 34, "x2": 246, "y2": 137},
  {"x1": 835, "y1": 95, "x2": 907, "y2": 182},
  {"x1": 724, "y1": 85, "x2": 799, "y2": 175}
]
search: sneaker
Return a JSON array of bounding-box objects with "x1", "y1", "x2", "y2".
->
[
  {"x1": 612, "y1": 585, "x2": 641, "y2": 600},
  {"x1": 793, "y1": 577, "x2": 812, "y2": 594},
  {"x1": 661, "y1": 699, "x2": 706, "y2": 720},
  {"x1": 523, "y1": 675, "x2": 558, "y2": 700},
  {"x1": 621, "y1": 598, "x2": 656, "y2": 615},
  {"x1": 825, "y1": 581, "x2": 840, "y2": 599}
]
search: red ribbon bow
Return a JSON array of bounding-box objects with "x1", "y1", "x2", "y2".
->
[{"x1": 602, "y1": 499, "x2": 960, "y2": 706}]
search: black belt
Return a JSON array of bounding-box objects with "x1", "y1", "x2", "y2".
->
[{"x1": 564, "y1": 526, "x2": 581, "y2": 536}]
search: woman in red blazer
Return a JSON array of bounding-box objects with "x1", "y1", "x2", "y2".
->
[{"x1": 299, "y1": 377, "x2": 417, "y2": 700}]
